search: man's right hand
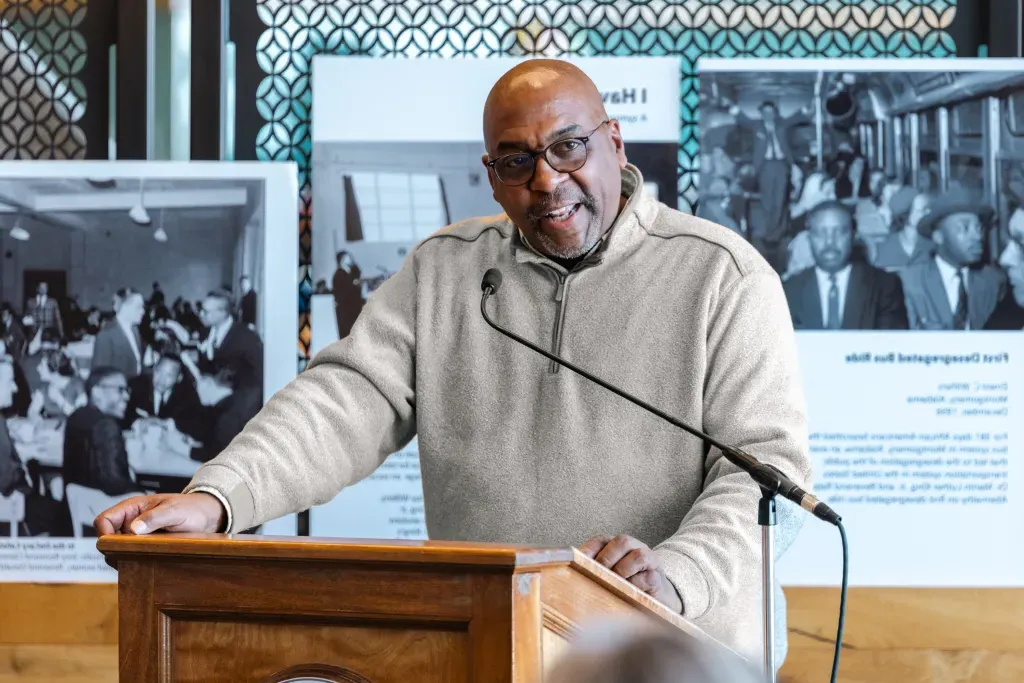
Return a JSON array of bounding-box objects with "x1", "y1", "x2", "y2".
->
[{"x1": 94, "y1": 493, "x2": 227, "y2": 536}]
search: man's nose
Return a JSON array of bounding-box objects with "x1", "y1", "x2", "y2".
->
[{"x1": 529, "y1": 157, "x2": 566, "y2": 195}]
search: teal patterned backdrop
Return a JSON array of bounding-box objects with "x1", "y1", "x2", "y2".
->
[
  {"x1": 0, "y1": 0, "x2": 89, "y2": 159},
  {"x1": 249, "y1": 0, "x2": 959, "y2": 359}
]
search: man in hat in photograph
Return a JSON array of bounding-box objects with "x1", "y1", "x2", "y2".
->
[
  {"x1": 899, "y1": 187, "x2": 1007, "y2": 330},
  {"x1": 782, "y1": 201, "x2": 908, "y2": 330},
  {"x1": 728, "y1": 99, "x2": 812, "y2": 273}
]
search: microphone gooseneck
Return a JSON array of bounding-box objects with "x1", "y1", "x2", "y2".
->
[
  {"x1": 478, "y1": 269, "x2": 840, "y2": 527},
  {"x1": 481, "y1": 268, "x2": 503, "y2": 295}
]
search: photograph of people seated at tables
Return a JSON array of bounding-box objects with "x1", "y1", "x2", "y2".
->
[
  {"x1": 698, "y1": 63, "x2": 1024, "y2": 331},
  {"x1": 0, "y1": 175, "x2": 265, "y2": 537}
]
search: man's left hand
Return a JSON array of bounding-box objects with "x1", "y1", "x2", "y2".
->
[{"x1": 578, "y1": 535, "x2": 683, "y2": 614}]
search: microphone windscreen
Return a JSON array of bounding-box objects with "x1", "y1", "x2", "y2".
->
[{"x1": 481, "y1": 268, "x2": 503, "y2": 293}]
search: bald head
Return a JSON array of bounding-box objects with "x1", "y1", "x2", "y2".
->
[
  {"x1": 480, "y1": 59, "x2": 627, "y2": 261},
  {"x1": 483, "y1": 59, "x2": 608, "y2": 150}
]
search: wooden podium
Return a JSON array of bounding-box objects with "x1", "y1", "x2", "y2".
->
[{"x1": 97, "y1": 533, "x2": 737, "y2": 682}]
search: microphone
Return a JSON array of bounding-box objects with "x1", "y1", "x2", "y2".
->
[
  {"x1": 481, "y1": 268, "x2": 502, "y2": 295},
  {"x1": 478, "y1": 268, "x2": 840, "y2": 526}
]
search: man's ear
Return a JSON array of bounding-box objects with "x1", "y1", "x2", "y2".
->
[
  {"x1": 607, "y1": 119, "x2": 627, "y2": 169},
  {"x1": 481, "y1": 155, "x2": 497, "y2": 193}
]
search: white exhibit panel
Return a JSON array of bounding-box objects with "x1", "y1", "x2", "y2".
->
[
  {"x1": 698, "y1": 57, "x2": 1024, "y2": 587},
  {"x1": 0, "y1": 161, "x2": 300, "y2": 582},
  {"x1": 778, "y1": 333, "x2": 1022, "y2": 586},
  {"x1": 312, "y1": 56, "x2": 681, "y2": 144}
]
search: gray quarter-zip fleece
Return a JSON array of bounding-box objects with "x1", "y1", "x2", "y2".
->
[{"x1": 185, "y1": 164, "x2": 811, "y2": 665}]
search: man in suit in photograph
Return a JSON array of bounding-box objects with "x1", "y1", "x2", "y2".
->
[
  {"x1": 332, "y1": 250, "x2": 365, "y2": 340},
  {"x1": 237, "y1": 275, "x2": 258, "y2": 329},
  {"x1": 783, "y1": 201, "x2": 908, "y2": 330},
  {"x1": 123, "y1": 353, "x2": 203, "y2": 439},
  {"x1": 24, "y1": 282, "x2": 64, "y2": 342},
  {"x1": 1, "y1": 303, "x2": 27, "y2": 359},
  {"x1": 730, "y1": 99, "x2": 812, "y2": 273},
  {"x1": 197, "y1": 290, "x2": 263, "y2": 398},
  {"x1": 899, "y1": 188, "x2": 1007, "y2": 330},
  {"x1": 170, "y1": 370, "x2": 262, "y2": 463},
  {"x1": 91, "y1": 288, "x2": 146, "y2": 380},
  {"x1": 63, "y1": 366, "x2": 144, "y2": 497}
]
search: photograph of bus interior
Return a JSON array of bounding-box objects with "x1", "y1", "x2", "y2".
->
[{"x1": 699, "y1": 63, "x2": 1024, "y2": 330}]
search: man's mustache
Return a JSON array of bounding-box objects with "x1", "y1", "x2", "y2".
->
[{"x1": 526, "y1": 194, "x2": 598, "y2": 221}]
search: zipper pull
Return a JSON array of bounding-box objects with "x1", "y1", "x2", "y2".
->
[{"x1": 554, "y1": 277, "x2": 566, "y2": 302}]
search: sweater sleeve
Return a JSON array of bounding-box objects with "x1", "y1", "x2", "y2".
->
[
  {"x1": 182, "y1": 254, "x2": 419, "y2": 532},
  {"x1": 653, "y1": 269, "x2": 811, "y2": 619}
]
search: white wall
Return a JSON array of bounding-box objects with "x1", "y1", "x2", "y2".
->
[{"x1": 0, "y1": 222, "x2": 73, "y2": 309}]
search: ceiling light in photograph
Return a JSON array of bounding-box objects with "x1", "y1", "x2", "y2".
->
[
  {"x1": 153, "y1": 210, "x2": 167, "y2": 242},
  {"x1": 9, "y1": 223, "x2": 29, "y2": 241},
  {"x1": 129, "y1": 204, "x2": 152, "y2": 225},
  {"x1": 129, "y1": 178, "x2": 151, "y2": 225}
]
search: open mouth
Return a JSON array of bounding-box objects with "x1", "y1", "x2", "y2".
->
[{"x1": 539, "y1": 203, "x2": 582, "y2": 230}]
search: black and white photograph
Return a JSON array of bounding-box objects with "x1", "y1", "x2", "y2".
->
[
  {"x1": 0, "y1": 162, "x2": 298, "y2": 572},
  {"x1": 698, "y1": 59, "x2": 1024, "y2": 332}
]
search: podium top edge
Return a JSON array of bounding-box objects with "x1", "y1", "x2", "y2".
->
[{"x1": 96, "y1": 533, "x2": 577, "y2": 568}]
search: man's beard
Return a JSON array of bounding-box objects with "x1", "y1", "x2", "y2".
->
[
  {"x1": 532, "y1": 226, "x2": 599, "y2": 259},
  {"x1": 525, "y1": 193, "x2": 601, "y2": 259}
]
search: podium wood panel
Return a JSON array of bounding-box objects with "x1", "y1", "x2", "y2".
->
[
  {"x1": 171, "y1": 621, "x2": 468, "y2": 683},
  {"x1": 4, "y1": 581, "x2": 1024, "y2": 682}
]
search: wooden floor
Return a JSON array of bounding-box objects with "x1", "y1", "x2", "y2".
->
[
  {"x1": 781, "y1": 588, "x2": 1024, "y2": 683},
  {"x1": 0, "y1": 584, "x2": 117, "y2": 683},
  {"x1": 1, "y1": 584, "x2": 1022, "y2": 682}
]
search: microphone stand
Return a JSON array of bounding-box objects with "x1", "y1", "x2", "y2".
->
[
  {"x1": 480, "y1": 280, "x2": 833, "y2": 683},
  {"x1": 760, "y1": 490, "x2": 777, "y2": 682}
]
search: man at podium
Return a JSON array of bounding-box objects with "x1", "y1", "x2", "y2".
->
[{"x1": 96, "y1": 59, "x2": 812, "y2": 665}]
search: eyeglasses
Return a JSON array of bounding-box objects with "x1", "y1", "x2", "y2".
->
[
  {"x1": 99, "y1": 383, "x2": 130, "y2": 395},
  {"x1": 486, "y1": 120, "x2": 610, "y2": 187}
]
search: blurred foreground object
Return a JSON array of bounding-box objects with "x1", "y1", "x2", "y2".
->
[{"x1": 548, "y1": 617, "x2": 761, "y2": 683}]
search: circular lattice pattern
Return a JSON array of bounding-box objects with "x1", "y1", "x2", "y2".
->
[
  {"x1": 0, "y1": 0, "x2": 88, "y2": 160},
  {"x1": 250, "y1": 0, "x2": 958, "y2": 360}
]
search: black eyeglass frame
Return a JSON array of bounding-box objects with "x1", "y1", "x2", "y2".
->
[{"x1": 485, "y1": 119, "x2": 612, "y2": 186}]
